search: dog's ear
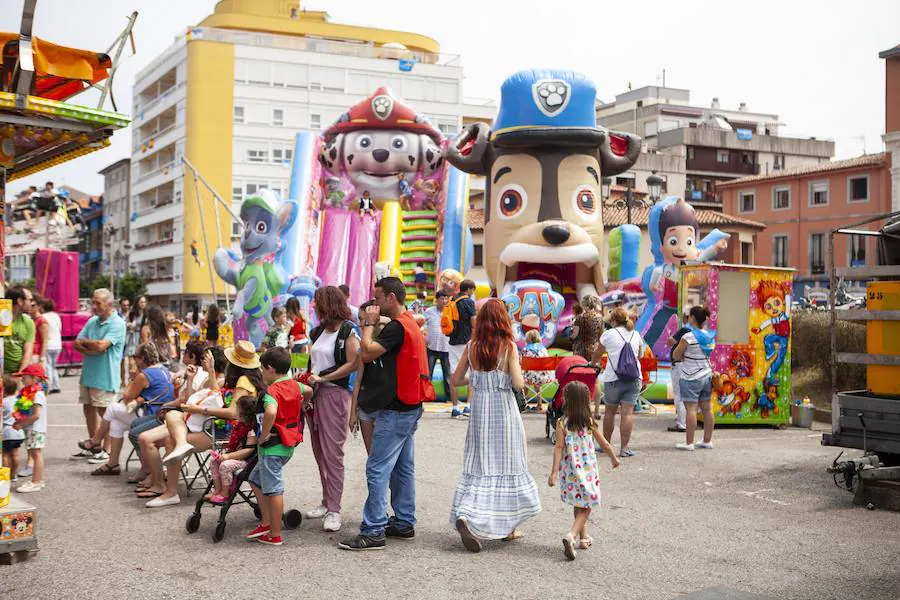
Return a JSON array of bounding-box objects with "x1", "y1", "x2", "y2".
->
[
  {"x1": 418, "y1": 134, "x2": 443, "y2": 177},
  {"x1": 319, "y1": 134, "x2": 344, "y2": 173},
  {"x1": 599, "y1": 130, "x2": 641, "y2": 177},
  {"x1": 447, "y1": 123, "x2": 493, "y2": 176}
]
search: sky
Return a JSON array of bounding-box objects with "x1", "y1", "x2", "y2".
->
[{"x1": 3, "y1": 0, "x2": 898, "y2": 198}]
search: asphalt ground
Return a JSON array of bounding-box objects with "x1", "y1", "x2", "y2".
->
[{"x1": 3, "y1": 374, "x2": 899, "y2": 600}]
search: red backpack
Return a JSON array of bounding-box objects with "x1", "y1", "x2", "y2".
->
[
  {"x1": 264, "y1": 379, "x2": 304, "y2": 447},
  {"x1": 395, "y1": 312, "x2": 436, "y2": 405}
]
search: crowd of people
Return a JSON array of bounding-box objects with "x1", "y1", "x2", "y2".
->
[{"x1": 1, "y1": 274, "x2": 716, "y2": 559}]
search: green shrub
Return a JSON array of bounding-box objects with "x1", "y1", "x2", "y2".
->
[{"x1": 792, "y1": 311, "x2": 866, "y2": 389}]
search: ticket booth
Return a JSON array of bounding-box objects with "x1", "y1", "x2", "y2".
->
[{"x1": 679, "y1": 264, "x2": 795, "y2": 425}]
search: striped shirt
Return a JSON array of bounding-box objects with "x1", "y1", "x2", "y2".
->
[{"x1": 679, "y1": 331, "x2": 712, "y2": 381}]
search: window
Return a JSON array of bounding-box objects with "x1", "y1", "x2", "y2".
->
[
  {"x1": 773, "y1": 154, "x2": 785, "y2": 170},
  {"x1": 248, "y1": 62, "x2": 270, "y2": 86},
  {"x1": 309, "y1": 113, "x2": 321, "y2": 130},
  {"x1": 245, "y1": 183, "x2": 259, "y2": 195},
  {"x1": 739, "y1": 191, "x2": 755, "y2": 213},
  {"x1": 615, "y1": 175, "x2": 635, "y2": 188},
  {"x1": 438, "y1": 123, "x2": 456, "y2": 136},
  {"x1": 773, "y1": 235, "x2": 788, "y2": 268},
  {"x1": 848, "y1": 175, "x2": 868, "y2": 202},
  {"x1": 272, "y1": 109, "x2": 284, "y2": 127},
  {"x1": 741, "y1": 152, "x2": 753, "y2": 165},
  {"x1": 247, "y1": 149, "x2": 268, "y2": 163},
  {"x1": 636, "y1": 100, "x2": 643, "y2": 108},
  {"x1": 810, "y1": 233, "x2": 825, "y2": 274},
  {"x1": 687, "y1": 146, "x2": 695, "y2": 160},
  {"x1": 741, "y1": 242, "x2": 752, "y2": 265},
  {"x1": 809, "y1": 181, "x2": 829, "y2": 206},
  {"x1": 271, "y1": 148, "x2": 293, "y2": 165},
  {"x1": 773, "y1": 187, "x2": 790, "y2": 210},
  {"x1": 717, "y1": 149, "x2": 729, "y2": 163},
  {"x1": 232, "y1": 186, "x2": 242, "y2": 202},
  {"x1": 473, "y1": 244, "x2": 483, "y2": 267},
  {"x1": 233, "y1": 106, "x2": 244, "y2": 124},
  {"x1": 232, "y1": 219, "x2": 242, "y2": 239},
  {"x1": 850, "y1": 234, "x2": 866, "y2": 267}
]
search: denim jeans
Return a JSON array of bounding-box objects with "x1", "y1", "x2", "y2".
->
[
  {"x1": 128, "y1": 413, "x2": 160, "y2": 455},
  {"x1": 360, "y1": 405, "x2": 423, "y2": 537},
  {"x1": 427, "y1": 350, "x2": 451, "y2": 400}
]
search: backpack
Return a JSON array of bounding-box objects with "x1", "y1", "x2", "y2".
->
[
  {"x1": 613, "y1": 329, "x2": 641, "y2": 382},
  {"x1": 308, "y1": 320, "x2": 358, "y2": 389},
  {"x1": 440, "y1": 297, "x2": 461, "y2": 336}
]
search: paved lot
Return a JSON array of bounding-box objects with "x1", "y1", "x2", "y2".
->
[{"x1": 4, "y1": 374, "x2": 900, "y2": 600}]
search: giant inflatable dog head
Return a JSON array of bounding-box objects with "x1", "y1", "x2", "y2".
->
[
  {"x1": 320, "y1": 87, "x2": 443, "y2": 203},
  {"x1": 447, "y1": 70, "x2": 641, "y2": 299}
]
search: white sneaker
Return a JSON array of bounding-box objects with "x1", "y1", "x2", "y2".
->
[
  {"x1": 323, "y1": 512, "x2": 342, "y2": 532},
  {"x1": 305, "y1": 504, "x2": 328, "y2": 519},
  {"x1": 162, "y1": 444, "x2": 194, "y2": 466},
  {"x1": 676, "y1": 442, "x2": 695, "y2": 451},
  {"x1": 88, "y1": 451, "x2": 110, "y2": 464},
  {"x1": 18, "y1": 466, "x2": 33, "y2": 477},
  {"x1": 17, "y1": 481, "x2": 44, "y2": 493},
  {"x1": 145, "y1": 494, "x2": 181, "y2": 508},
  {"x1": 695, "y1": 441, "x2": 714, "y2": 449}
]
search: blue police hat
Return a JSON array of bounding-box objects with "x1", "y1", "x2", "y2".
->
[{"x1": 491, "y1": 69, "x2": 607, "y2": 148}]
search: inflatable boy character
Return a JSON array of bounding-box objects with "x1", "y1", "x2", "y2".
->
[
  {"x1": 214, "y1": 190, "x2": 295, "y2": 348},
  {"x1": 438, "y1": 268, "x2": 463, "y2": 297},
  {"x1": 641, "y1": 198, "x2": 729, "y2": 350}
]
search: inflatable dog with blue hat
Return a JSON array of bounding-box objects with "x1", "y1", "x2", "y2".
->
[{"x1": 447, "y1": 69, "x2": 641, "y2": 311}]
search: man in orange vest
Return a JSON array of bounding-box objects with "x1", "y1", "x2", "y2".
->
[{"x1": 339, "y1": 277, "x2": 429, "y2": 551}]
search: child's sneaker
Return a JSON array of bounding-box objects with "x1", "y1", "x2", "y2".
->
[
  {"x1": 676, "y1": 442, "x2": 695, "y2": 451},
  {"x1": 244, "y1": 524, "x2": 271, "y2": 539},
  {"x1": 462, "y1": 406, "x2": 471, "y2": 416},
  {"x1": 257, "y1": 534, "x2": 283, "y2": 546},
  {"x1": 451, "y1": 408, "x2": 463, "y2": 418},
  {"x1": 695, "y1": 441, "x2": 714, "y2": 449}
]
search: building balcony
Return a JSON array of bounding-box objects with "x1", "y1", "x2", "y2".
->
[
  {"x1": 686, "y1": 156, "x2": 759, "y2": 176},
  {"x1": 130, "y1": 239, "x2": 179, "y2": 263},
  {"x1": 658, "y1": 127, "x2": 834, "y2": 159},
  {"x1": 132, "y1": 201, "x2": 181, "y2": 230},
  {"x1": 135, "y1": 81, "x2": 185, "y2": 122},
  {"x1": 131, "y1": 160, "x2": 179, "y2": 196},
  {"x1": 133, "y1": 119, "x2": 181, "y2": 155},
  {"x1": 685, "y1": 189, "x2": 723, "y2": 206}
]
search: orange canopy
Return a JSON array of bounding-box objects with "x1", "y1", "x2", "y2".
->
[{"x1": 0, "y1": 33, "x2": 111, "y2": 101}]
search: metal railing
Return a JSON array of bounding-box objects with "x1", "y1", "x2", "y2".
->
[
  {"x1": 135, "y1": 80, "x2": 184, "y2": 114},
  {"x1": 133, "y1": 121, "x2": 178, "y2": 152},
  {"x1": 135, "y1": 160, "x2": 177, "y2": 184}
]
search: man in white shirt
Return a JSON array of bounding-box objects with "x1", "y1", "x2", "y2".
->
[{"x1": 423, "y1": 292, "x2": 452, "y2": 401}]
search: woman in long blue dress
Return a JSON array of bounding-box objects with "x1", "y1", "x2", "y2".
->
[{"x1": 449, "y1": 299, "x2": 542, "y2": 552}]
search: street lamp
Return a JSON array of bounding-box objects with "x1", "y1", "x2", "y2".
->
[
  {"x1": 601, "y1": 177, "x2": 612, "y2": 202},
  {"x1": 646, "y1": 171, "x2": 664, "y2": 204}
]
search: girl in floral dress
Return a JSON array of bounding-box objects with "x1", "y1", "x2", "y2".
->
[{"x1": 549, "y1": 381, "x2": 620, "y2": 560}]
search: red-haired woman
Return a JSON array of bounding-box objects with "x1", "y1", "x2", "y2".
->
[
  {"x1": 449, "y1": 299, "x2": 541, "y2": 553},
  {"x1": 304, "y1": 286, "x2": 360, "y2": 533}
]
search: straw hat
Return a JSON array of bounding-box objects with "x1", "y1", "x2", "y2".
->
[{"x1": 224, "y1": 340, "x2": 261, "y2": 369}]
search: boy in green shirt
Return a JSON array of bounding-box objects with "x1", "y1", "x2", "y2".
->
[{"x1": 245, "y1": 347, "x2": 310, "y2": 546}]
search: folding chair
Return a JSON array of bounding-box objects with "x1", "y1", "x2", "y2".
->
[{"x1": 520, "y1": 355, "x2": 563, "y2": 412}]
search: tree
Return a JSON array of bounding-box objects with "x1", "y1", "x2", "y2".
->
[{"x1": 79, "y1": 272, "x2": 146, "y2": 302}]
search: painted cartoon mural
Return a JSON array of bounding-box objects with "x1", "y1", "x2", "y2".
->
[{"x1": 679, "y1": 264, "x2": 794, "y2": 425}]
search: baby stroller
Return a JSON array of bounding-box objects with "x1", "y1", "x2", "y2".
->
[
  {"x1": 546, "y1": 355, "x2": 602, "y2": 445},
  {"x1": 185, "y1": 420, "x2": 302, "y2": 543}
]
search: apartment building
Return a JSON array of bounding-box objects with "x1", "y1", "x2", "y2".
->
[
  {"x1": 98, "y1": 158, "x2": 131, "y2": 280},
  {"x1": 597, "y1": 86, "x2": 834, "y2": 209},
  {"x1": 130, "y1": 0, "x2": 465, "y2": 312}
]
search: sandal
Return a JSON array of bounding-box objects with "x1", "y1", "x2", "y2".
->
[
  {"x1": 135, "y1": 490, "x2": 163, "y2": 498},
  {"x1": 78, "y1": 439, "x2": 101, "y2": 452},
  {"x1": 502, "y1": 530, "x2": 525, "y2": 541},
  {"x1": 91, "y1": 464, "x2": 121, "y2": 476},
  {"x1": 578, "y1": 536, "x2": 594, "y2": 550},
  {"x1": 127, "y1": 475, "x2": 146, "y2": 484}
]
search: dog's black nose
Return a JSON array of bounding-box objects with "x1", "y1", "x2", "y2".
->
[
  {"x1": 372, "y1": 149, "x2": 390, "y2": 163},
  {"x1": 542, "y1": 224, "x2": 570, "y2": 246}
]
